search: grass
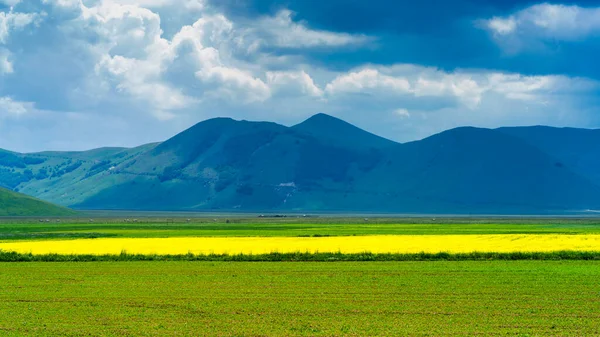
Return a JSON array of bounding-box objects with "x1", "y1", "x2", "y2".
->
[
  {"x1": 1, "y1": 261, "x2": 599, "y2": 336},
  {"x1": 3, "y1": 218, "x2": 600, "y2": 241},
  {"x1": 2, "y1": 217, "x2": 600, "y2": 336},
  {"x1": 2, "y1": 250, "x2": 600, "y2": 262},
  {"x1": 0, "y1": 187, "x2": 76, "y2": 217}
]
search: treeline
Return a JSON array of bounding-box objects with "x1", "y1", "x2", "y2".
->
[
  {"x1": 0, "y1": 152, "x2": 46, "y2": 168},
  {"x1": 85, "y1": 160, "x2": 112, "y2": 178},
  {"x1": 0, "y1": 168, "x2": 32, "y2": 189},
  {"x1": 0, "y1": 160, "x2": 86, "y2": 190}
]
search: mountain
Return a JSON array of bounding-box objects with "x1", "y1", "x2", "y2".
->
[
  {"x1": 0, "y1": 143, "x2": 158, "y2": 206},
  {"x1": 292, "y1": 113, "x2": 397, "y2": 150},
  {"x1": 347, "y1": 127, "x2": 600, "y2": 213},
  {"x1": 497, "y1": 126, "x2": 600, "y2": 186},
  {"x1": 73, "y1": 117, "x2": 387, "y2": 210},
  {"x1": 2, "y1": 114, "x2": 600, "y2": 214},
  {"x1": 0, "y1": 187, "x2": 76, "y2": 216}
]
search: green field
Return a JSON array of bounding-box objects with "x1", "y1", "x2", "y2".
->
[
  {"x1": 2, "y1": 217, "x2": 600, "y2": 336},
  {"x1": 3, "y1": 217, "x2": 600, "y2": 241},
  {"x1": 1, "y1": 261, "x2": 599, "y2": 336}
]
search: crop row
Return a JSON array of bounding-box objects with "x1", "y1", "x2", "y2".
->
[{"x1": 2, "y1": 250, "x2": 600, "y2": 262}]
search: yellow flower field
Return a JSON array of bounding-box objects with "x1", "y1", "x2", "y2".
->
[{"x1": 2, "y1": 234, "x2": 600, "y2": 255}]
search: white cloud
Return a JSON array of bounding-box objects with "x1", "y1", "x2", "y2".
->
[
  {"x1": 522, "y1": 4, "x2": 600, "y2": 38},
  {"x1": 75, "y1": 1, "x2": 198, "y2": 116},
  {"x1": 41, "y1": 0, "x2": 81, "y2": 9},
  {"x1": 64, "y1": 2, "x2": 265, "y2": 112},
  {"x1": 0, "y1": 96, "x2": 30, "y2": 117},
  {"x1": 486, "y1": 17, "x2": 517, "y2": 36},
  {"x1": 325, "y1": 68, "x2": 411, "y2": 95},
  {"x1": 325, "y1": 66, "x2": 488, "y2": 109},
  {"x1": 240, "y1": 9, "x2": 370, "y2": 50},
  {"x1": 394, "y1": 108, "x2": 410, "y2": 118},
  {"x1": 487, "y1": 73, "x2": 555, "y2": 100},
  {"x1": 1, "y1": 0, "x2": 361, "y2": 115},
  {"x1": 96, "y1": 0, "x2": 204, "y2": 10},
  {"x1": 81, "y1": 1, "x2": 164, "y2": 57},
  {"x1": 322, "y1": 64, "x2": 599, "y2": 142},
  {"x1": 98, "y1": 55, "x2": 195, "y2": 117},
  {"x1": 267, "y1": 70, "x2": 323, "y2": 97},
  {"x1": 83, "y1": 5, "x2": 340, "y2": 108},
  {"x1": 0, "y1": 0, "x2": 21, "y2": 7},
  {"x1": 324, "y1": 64, "x2": 597, "y2": 113},
  {"x1": 165, "y1": 14, "x2": 272, "y2": 103},
  {"x1": 0, "y1": 48, "x2": 12, "y2": 74},
  {"x1": 482, "y1": 3, "x2": 600, "y2": 52},
  {"x1": 196, "y1": 66, "x2": 270, "y2": 103},
  {"x1": 0, "y1": 10, "x2": 39, "y2": 44}
]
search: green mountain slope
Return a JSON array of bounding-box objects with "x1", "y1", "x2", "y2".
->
[
  {"x1": 347, "y1": 127, "x2": 600, "y2": 213},
  {"x1": 3, "y1": 114, "x2": 600, "y2": 214},
  {"x1": 74, "y1": 117, "x2": 386, "y2": 210},
  {"x1": 0, "y1": 143, "x2": 158, "y2": 206},
  {"x1": 0, "y1": 187, "x2": 76, "y2": 216},
  {"x1": 74, "y1": 118, "x2": 600, "y2": 213},
  {"x1": 498, "y1": 126, "x2": 600, "y2": 186}
]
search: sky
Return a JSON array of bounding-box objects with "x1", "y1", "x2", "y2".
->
[{"x1": 0, "y1": 0, "x2": 599, "y2": 152}]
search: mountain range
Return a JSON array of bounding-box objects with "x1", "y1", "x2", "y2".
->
[{"x1": 1, "y1": 113, "x2": 600, "y2": 214}]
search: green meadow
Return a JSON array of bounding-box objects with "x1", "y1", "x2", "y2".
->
[
  {"x1": 1, "y1": 261, "x2": 599, "y2": 336},
  {"x1": 3, "y1": 217, "x2": 600, "y2": 241},
  {"x1": 2, "y1": 217, "x2": 600, "y2": 336}
]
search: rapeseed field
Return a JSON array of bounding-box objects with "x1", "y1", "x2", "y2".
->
[{"x1": 2, "y1": 234, "x2": 600, "y2": 255}]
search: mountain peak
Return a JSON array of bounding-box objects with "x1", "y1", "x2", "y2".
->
[
  {"x1": 304, "y1": 112, "x2": 343, "y2": 121},
  {"x1": 293, "y1": 114, "x2": 397, "y2": 149},
  {"x1": 295, "y1": 113, "x2": 350, "y2": 128}
]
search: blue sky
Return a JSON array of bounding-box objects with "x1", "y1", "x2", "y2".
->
[{"x1": 0, "y1": 0, "x2": 599, "y2": 152}]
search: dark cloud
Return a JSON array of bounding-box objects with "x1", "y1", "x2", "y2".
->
[{"x1": 210, "y1": 0, "x2": 600, "y2": 79}]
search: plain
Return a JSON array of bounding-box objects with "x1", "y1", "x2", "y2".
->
[
  {"x1": 1, "y1": 261, "x2": 599, "y2": 336},
  {"x1": 2, "y1": 217, "x2": 600, "y2": 336}
]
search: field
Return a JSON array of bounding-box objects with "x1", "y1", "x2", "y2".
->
[
  {"x1": 2, "y1": 217, "x2": 600, "y2": 336},
  {"x1": 3, "y1": 234, "x2": 600, "y2": 255},
  {"x1": 3, "y1": 217, "x2": 600, "y2": 256},
  {"x1": 1, "y1": 261, "x2": 599, "y2": 336},
  {"x1": 4, "y1": 216, "x2": 600, "y2": 240}
]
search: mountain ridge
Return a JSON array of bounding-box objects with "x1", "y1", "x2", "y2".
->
[{"x1": 2, "y1": 114, "x2": 600, "y2": 214}]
